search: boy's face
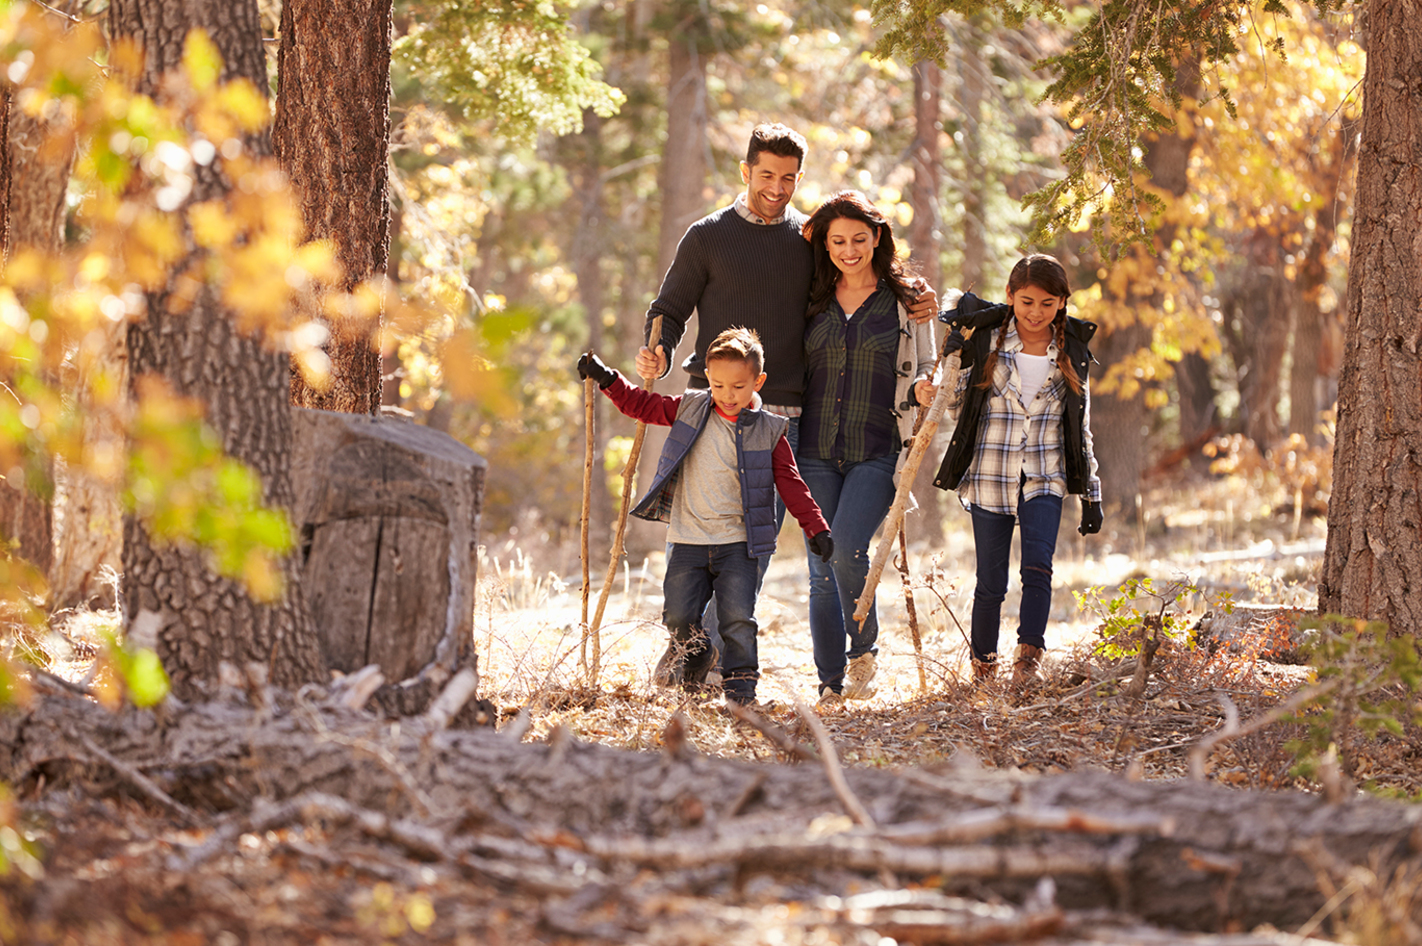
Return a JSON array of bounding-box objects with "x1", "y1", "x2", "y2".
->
[{"x1": 705, "y1": 358, "x2": 766, "y2": 418}]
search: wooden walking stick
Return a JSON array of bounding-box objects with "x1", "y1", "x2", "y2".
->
[
  {"x1": 586, "y1": 316, "x2": 664, "y2": 687},
  {"x1": 895, "y1": 524, "x2": 927, "y2": 693},
  {"x1": 853, "y1": 330, "x2": 973, "y2": 627},
  {"x1": 579, "y1": 373, "x2": 595, "y2": 676}
]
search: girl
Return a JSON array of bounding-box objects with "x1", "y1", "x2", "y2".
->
[
  {"x1": 932, "y1": 254, "x2": 1103, "y2": 690},
  {"x1": 798, "y1": 191, "x2": 937, "y2": 705}
]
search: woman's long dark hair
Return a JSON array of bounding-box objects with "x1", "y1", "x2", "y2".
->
[
  {"x1": 978, "y1": 253, "x2": 1084, "y2": 394},
  {"x1": 801, "y1": 190, "x2": 917, "y2": 319}
]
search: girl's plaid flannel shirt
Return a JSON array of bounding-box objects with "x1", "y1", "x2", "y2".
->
[{"x1": 944, "y1": 323, "x2": 1102, "y2": 516}]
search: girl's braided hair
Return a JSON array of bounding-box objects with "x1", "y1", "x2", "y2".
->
[
  {"x1": 977, "y1": 254, "x2": 1085, "y2": 395},
  {"x1": 802, "y1": 190, "x2": 917, "y2": 319}
]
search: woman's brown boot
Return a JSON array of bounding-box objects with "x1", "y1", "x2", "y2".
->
[
  {"x1": 1011, "y1": 643, "x2": 1045, "y2": 691},
  {"x1": 972, "y1": 654, "x2": 998, "y2": 685}
]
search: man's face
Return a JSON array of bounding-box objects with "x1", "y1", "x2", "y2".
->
[
  {"x1": 705, "y1": 357, "x2": 766, "y2": 418},
  {"x1": 739, "y1": 152, "x2": 802, "y2": 221}
]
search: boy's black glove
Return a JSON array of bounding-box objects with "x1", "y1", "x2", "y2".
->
[
  {"x1": 808, "y1": 530, "x2": 834, "y2": 562},
  {"x1": 577, "y1": 352, "x2": 617, "y2": 389},
  {"x1": 1079, "y1": 500, "x2": 1103, "y2": 535}
]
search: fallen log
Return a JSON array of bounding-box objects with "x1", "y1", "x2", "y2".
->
[{"x1": 3, "y1": 686, "x2": 1421, "y2": 934}]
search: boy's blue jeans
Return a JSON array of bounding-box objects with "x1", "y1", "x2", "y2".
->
[
  {"x1": 698, "y1": 415, "x2": 798, "y2": 666},
  {"x1": 797, "y1": 454, "x2": 897, "y2": 692},
  {"x1": 968, "y1": 493, "x2": 1063, "y2": 663},
  {"x1": 663, "y1": 541, "x2": 761, "y2": 702}
]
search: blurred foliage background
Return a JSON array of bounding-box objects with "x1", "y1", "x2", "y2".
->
[{"x1": 0, "y1": 0, "x2": 1362, "y2": 618}]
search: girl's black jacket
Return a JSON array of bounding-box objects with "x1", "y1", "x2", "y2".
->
[{"x1": 931, "y1": 292, "x2": 1099, "y2": 494}]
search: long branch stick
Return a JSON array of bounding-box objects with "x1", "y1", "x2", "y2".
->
[
  {"x1": 580, "y1": 375, "x2": 595, "y2": 675},
  {"x1": 853, "y1": 344, "x2": 966, "y2": 625},
  {"x1": 587, "y1": 316, "x2": 663, "y2": 687},
  {"x1": 895, "y1": 525, "x2": 927, "y2": 693}
]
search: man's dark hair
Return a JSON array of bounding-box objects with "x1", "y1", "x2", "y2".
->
[{"x1": 745, "y1": 123, "x2": 807, "y2": 168}]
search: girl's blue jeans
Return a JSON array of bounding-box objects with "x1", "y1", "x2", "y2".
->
[
  {"x1": 798, "y1": 454, "x2": 897, "y2": 691},
  {"x1": 968, "y1": 493, "x2": 1063, "y2": 663}
]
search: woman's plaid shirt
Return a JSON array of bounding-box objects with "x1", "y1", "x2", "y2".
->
[{"x1": 943, "y1": 321, "x2": 1102, "y2": 515}]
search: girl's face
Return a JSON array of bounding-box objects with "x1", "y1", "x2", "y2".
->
[
  {"x1": 825, "y1": 217, "x2": 879, "y2": 281},
  {"x1": 1007, "y1": 282, "x2": 1063, "y2": 347}
]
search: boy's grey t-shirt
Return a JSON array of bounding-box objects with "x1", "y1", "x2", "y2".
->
[{"x1": 667, "y1": 409, "x2": 747, "y2": 546}]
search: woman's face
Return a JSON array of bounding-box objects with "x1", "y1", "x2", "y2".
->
[{"x1": 825, "y1": 217, "x2": 879, "y2": 281}]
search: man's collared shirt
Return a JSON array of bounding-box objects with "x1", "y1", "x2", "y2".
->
[
  {"x1": 945, "y1": 320, "x2": 1102, "y2": 515},
  {"x1": 733, "y1": 193, "x2": 785, "y2": 226}
]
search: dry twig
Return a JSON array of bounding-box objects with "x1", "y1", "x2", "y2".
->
[{"x1": 795, "y1": 700, "x2": 876, "y2": 828}]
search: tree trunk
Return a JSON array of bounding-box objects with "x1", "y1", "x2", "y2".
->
[
  {"x1": 907, "y1": 59, "x2": 946, "y2": 545},
  {"x1": 273, "y1": 0, "x2": 390, "y2": 416},
  {"x1": 1320, "y1": 0, "x2": 1422, "y2": 630},
  {"x1": 7, "y1": 688, "x2": 1422, "y2": 936},
  {"x1": 957, "y1": 29, "x2": 987, "y2": 292},
  {"x1": 1224, "y1": 242, "x2": 1290, "y2": 448},
  {"x1": 567, "y1": 109, "x2": 615, "y2": 552},
  {"x1": 0, "y1": 92, "x2": 68, "y2": 577},
  {"x1": 2, "y1": 90, "x2": 129, "y2": 610},
  {"x1": 1290, "y1": 123, "x2": 1352, "y2": 446},
  {"x1": 1088, "y1": 321, "x2": 1149, "y2": 522},
  {"x1": 628, "y1": 19, "x2": 707, "y2": 557},
  {"x1": 109, "y1": 0, "x2": 322, "y2": 698}
]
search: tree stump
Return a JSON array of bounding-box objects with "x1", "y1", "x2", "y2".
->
[{"x1": 289, "y1": 409, "x2": 486, "y2": 715}]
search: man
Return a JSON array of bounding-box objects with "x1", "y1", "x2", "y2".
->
[{"x1": 636, "y1": 123, "x2": 938, "y2": 689}]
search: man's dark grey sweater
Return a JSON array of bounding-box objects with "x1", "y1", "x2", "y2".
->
[{"x1": 646, "y1": 204, "x2": 814, "y2": 408}]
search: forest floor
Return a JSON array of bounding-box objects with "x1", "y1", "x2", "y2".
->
[{"x1": 6, "y1": 471, "x2": 1421, "y2": 944}]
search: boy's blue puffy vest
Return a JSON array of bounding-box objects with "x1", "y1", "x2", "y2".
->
[{"x1": 630, "y1": 391, "x2": 789, "y2": 558}]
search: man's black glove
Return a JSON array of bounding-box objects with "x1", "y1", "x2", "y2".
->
[
  {"x1": 577, "y1": 352, "x2": 617, "y2": 389},
  {"x1": 808, "y1": 530, "x2": 834, "y2": 562},
  {"x1": 1079, "y1": 500, "x2": 1103, "y2": 535}
]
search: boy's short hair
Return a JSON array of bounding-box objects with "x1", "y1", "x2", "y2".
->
[
  {"x1": 745, "y1": 123, "x2": 807, "y2": 169},
  {"x1": 705, "y1": 327, "x2": 765, "y2": 376}
]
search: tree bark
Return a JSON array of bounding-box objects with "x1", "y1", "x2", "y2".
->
[
  {"x1": 0, "y1": 91, "x2": 69, "y2": 577},
  {"x1": 907, "y1": 59, "x2": 946, "y2": 545},
  {"x1": 274, "y1": 0, "x2": 391, "y2": 416},
  {"x1": 1319, "y1": 0, "x2": 1422, "y2": 630},
  {"x1": 1223, "y1": 240, "x2": 1290, "y2": 448},
  {"x1": 109, "y1": 0, "x2": 322, "y2": 698},
  {"x1": 567, "y1": 108, "x2": 615, "y2": 552},
  {"x1": 7, "y1": 688, "x2": 1422, "y2": 935},
  {"x1": 628, "y1": 16, "x2": 707, "y2": 557}
]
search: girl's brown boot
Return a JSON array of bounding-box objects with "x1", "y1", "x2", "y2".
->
[{"x1": 1011, "y1": 644, "x2": 1045, "y2": 691}]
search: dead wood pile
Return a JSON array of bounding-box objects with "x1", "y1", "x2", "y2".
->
[{"x1": 2, "y1": 668, "x2": 1420, "y2": 944}]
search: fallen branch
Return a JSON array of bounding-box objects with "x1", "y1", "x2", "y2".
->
[
  {"x1": 855, "y1": 342, "x2": 967, "y2": 625},
  {"x1": 1187, "y1": 679, "x2": 1338, "y2": 781},
  {"x1": 421, "y1": 666, "x2": 480, "y2": 730},
  {"x1": 727, "y1": 702, "x2": 819, "y2": 762},
  {"x1": 795, "y1": 701, "x2": 876, "y2": 828},
  {"x1": 896, "y1": 526, "x2": 928, "y2": 693},
  {"x1": 878, "y1": 805, "x2": 1173, "y2": 845},
  {"x1": 76, "y1": 731, "x2": 198, "y2": 826}
]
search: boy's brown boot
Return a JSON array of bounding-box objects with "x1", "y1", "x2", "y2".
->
[
  {"x1": 971, "y1": 654, "x2": 998, "y2": 685},
  {"x1": 1011, "y1": 644, "x2": 1045, "y2": 691}
]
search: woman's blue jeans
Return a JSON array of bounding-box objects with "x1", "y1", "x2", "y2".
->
[
  {"x1": 968, "y1": 493, "x2": 1063, "y2": 663},
  {"x1": 798, "y1": 454, "x2": 897, "y2": 691}
]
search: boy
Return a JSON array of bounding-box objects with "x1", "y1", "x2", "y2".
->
[{"x1": 579, "y1": 327, "x2": 833, "y2": 707}]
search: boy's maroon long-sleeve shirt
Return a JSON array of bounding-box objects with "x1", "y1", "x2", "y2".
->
[{"x1": 602, "y1": 374, "x2": 829, "y2": 539}]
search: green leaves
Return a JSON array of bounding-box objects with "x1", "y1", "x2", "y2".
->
[
  {"x1": 100, "y1": 629, "x2": 172, "y2": 708},
  {"x1": 394, "y1": 0, "x2": 625, "y2": 142}
]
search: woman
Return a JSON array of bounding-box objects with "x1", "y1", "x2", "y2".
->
[{"x1": 798, "y1": 191, "x2": 937, "y2": 706}]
